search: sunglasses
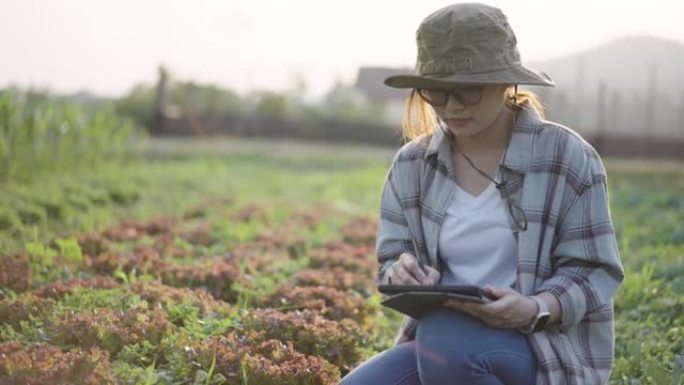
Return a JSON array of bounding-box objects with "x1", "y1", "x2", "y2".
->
[
  {"x1": 416, "y1": 86, "x2": 485, "y2": 107},
  {"x1": 496, "y1": 181, "x2": 528, "y2": 232}
]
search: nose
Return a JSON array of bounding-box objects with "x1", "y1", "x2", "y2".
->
[{"x1": 445, "y1": 93, "x2": 467, "y2": 110}]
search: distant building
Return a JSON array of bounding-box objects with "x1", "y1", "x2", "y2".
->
[{"x1": 354, "y1": 67, "x2": 413, "y2": 125}]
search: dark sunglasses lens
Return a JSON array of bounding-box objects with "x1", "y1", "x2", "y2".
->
[
  {"x1": 458, "y1": 86, "x2": 483, "y2": 105},
  {"x1": 418, "y1": 89, "x2": 447, "y2": 106}
]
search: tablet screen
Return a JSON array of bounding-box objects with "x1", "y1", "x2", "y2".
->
[{"x1": 377, "y1": 284, "x2": 496, "y2": 301}]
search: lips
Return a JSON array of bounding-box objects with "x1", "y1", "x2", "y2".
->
[{"x1": 446, "y1": 118, "x2": 473, "y2": 126}]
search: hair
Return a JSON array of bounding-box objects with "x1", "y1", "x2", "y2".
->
[{"x1": 400, "y1": 86, "x2": 546, "y2": 143}]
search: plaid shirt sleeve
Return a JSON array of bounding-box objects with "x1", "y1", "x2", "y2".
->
[
  {"x1": 376, "y1": 152, "x2": 415, "y2": 285},
  {"x1": 537, "y1": 153, "x2": 624, "y2": 331},
  {"x1": 375, "y1": 149, "x2": 425, "y2": 345}
]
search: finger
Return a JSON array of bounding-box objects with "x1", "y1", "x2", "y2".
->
[
  {"x1": 457, "y1": 300, "x2": 515, "y2": 329},
  {"x1": 425, "y1": 267, "x2": 440, "y2": 285},
  {"x1": 386, "y1": 265, "x2": 394, "y2": 284},
  {"x1": 442, "y1": 299, "x2": 463, "y2": 308},
  {"x1": 493, "y1": 293, "x2": 517, "y2": 307},
  {"x1": 401, "y1": 255, "x2": 429, "y2": 285},
  {"x1": 393, "y1": 265, "x2": 420, "y2": 285},
  {"x1": 483, "y1": 291, "x2": 517, "y2": 313},
  {"x1": 456, "y1": 304, "x2": 481, "y2": 320},
  {"x1": 457, "y1": 301, "x2": 499, "y2": 323},
  {"x1": 484, "y1": 285, "x2": 514, "y2": 299},
  {"x1": 443, "y1": 299, "x2": 470, "y2": 313},
  {"x1": 457, "y1": 300, "x2": 483, "y2": 313},
  {"x1": 452, "y1": 300, "x2": 487, "y2": 318}
]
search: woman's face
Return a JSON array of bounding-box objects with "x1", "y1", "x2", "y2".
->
[{"x1": 426, "y1": 84, "x2": 509, "y2": 139}]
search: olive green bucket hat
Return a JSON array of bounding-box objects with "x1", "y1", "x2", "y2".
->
[{"x1": 384, "y1": 3, "x2": 555, "y2": 89}]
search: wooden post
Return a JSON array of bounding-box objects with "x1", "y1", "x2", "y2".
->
[
  {"x1": 572, "y1": 57, "x2": 585, "y2": 130},
  {"x1": 644, "y1": 63, "x2": 657, "y2": 137},
  {"x1": 679, "y1": 90, "x2": 684, "y2": 138},
  {"x1": 154, "y1": 65, "x2": 169, "y2": 134},
  {"x1": 610, "y1": 89, "x2": 622, "y2": 136},
  {"x1": 595, "y1": 80, "x2": 607, "y2": 154}
]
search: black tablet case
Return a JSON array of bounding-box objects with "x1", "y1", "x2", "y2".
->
[{"x1": 378, "y1": 285, "x2": 494, "y2": 319}]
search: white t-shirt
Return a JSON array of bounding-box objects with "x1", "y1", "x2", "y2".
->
[{"x1": 437, "y1": 178, "x2": 518, "y2": 288}]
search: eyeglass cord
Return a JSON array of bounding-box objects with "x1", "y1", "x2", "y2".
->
[
  {"x1": 437, "y1": 106, "x2": 529, "y2": 234},
  {"x1": 438, "y1": 106, "x2": 517, "y2": 189}
]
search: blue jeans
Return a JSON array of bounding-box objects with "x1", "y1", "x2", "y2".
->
[{"x1": 340, "y1": 308, "x2": 537, "y2": 385}]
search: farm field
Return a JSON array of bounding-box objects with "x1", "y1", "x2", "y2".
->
[{"x1": 0, "y1": 137, "x2": 683, "y2": 384}]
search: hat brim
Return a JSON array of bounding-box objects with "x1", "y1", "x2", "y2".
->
[{"x1": 384, "y1": 64, "x2": 555, "y2": 88}]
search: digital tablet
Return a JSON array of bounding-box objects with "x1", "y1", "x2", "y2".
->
[{"x1": 377, "y1": 285, "x2": 496, "y2": 319}]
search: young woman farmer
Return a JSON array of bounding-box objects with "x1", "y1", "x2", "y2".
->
[{"x1": 341, "y1": 3, "x2": 624, "y2": 385}]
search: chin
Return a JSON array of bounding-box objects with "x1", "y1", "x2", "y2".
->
[{"x1": 447, "y1": 124, "x2": 483, "y2": 137}]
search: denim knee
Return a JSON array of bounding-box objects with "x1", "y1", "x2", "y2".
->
[
  {"x1": 414, "y1": 308, "x2": 536, "y2": 385},
  {"x1": 340, "y1": 342, "x2": 421, "y2": 385}
]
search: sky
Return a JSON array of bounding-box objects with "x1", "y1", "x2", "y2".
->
[{"x1": 1, "y1": 0, "x2": 683, "y2": 98}]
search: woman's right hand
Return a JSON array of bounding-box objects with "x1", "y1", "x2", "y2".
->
[{"x1": 389, "y1": 253, "x2": 441, "y2": 285}]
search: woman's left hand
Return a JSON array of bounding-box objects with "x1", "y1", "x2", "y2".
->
[{"x1": 442, "y1": 285, "x2": 537, "y2": 329}]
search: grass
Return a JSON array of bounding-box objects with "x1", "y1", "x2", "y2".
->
[{"x1": 0, "y1": 136, "x2": 682, "y2": 384}]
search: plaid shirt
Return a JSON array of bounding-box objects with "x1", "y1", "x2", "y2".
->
[{"x1": 376, "y1": 106, "x2": 624, "y2": 385}]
